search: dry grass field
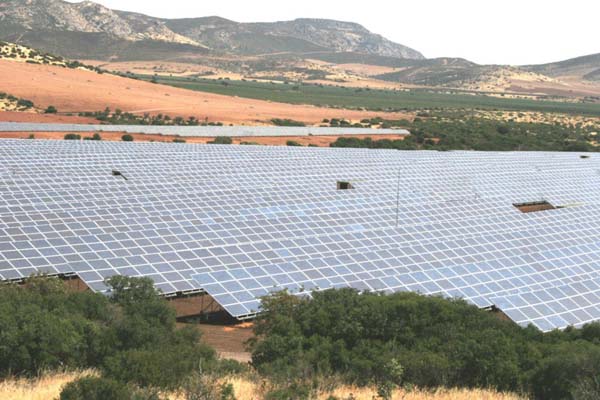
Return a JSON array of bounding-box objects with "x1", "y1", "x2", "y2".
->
[{"x1": 0, "y1": 370, "x2": 526, "y2": 400}]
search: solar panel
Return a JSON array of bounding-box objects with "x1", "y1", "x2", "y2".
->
[
  {"x1": 0, "y1": 122, "x2": 409, "y2": 137},
  {"x1": 2, "y1": 139, "x2": 600, "y2": 330}
]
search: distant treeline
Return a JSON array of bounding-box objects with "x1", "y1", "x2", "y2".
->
[
  {"x1": 331, "y1": 117, "x2": 597, "y2": 152},
  {"x1": 79, "y1": 108, "x2": 223, "y2": 126}
]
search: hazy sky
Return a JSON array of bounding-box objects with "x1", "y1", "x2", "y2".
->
[{"x1": 65, "y1": 0, "x2": 599, "y2": 65}]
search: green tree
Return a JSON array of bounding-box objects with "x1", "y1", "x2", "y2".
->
[{"x1": 60, "y1": 377, "x2": 130, "y2": 400}]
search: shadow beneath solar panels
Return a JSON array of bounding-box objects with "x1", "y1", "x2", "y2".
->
[
  {"x1": 168, "y1": 293, "x2": 238, "y2": 325},
  {"x1": 513, "y1": 200, "x2": 558, "y2": 213}
]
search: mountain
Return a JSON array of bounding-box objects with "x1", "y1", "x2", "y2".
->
[
  {"x1": 0, "y1": 0, "x2": 424, "y2": 60},
  {"x1": 524, "y1": 53, "x2": 600, "y2": 81},
  {"x1": 162, "y1": 17, "x2": 423, "y2": 59}
]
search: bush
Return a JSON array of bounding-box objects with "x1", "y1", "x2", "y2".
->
[
  {"x1": 16, "y1": 98, "x2": 34, "y2": 108},
  {"x1": 286, "y1": 140, "x2": 303, "y2": 147},
  {"x1": 182, "y1": 373, "x2": 236, "y2": 400},
  {"x1": 103, "y1": 342, "x2": 214, "y2": 389},
  {"x1": 208, "y1": 136, "x2": 233, "y2": 145},
  {"x1": 249, "y1": 289, "x2": 600, "y2": 398},
  {"x1": 173, "y1": 138, "x2": 186, "y2": 143},
  {"x1": 271, "y1": 118, "x2": 306, "y2": 127},
  {"x1": 45, "y1": 105, "x2": 58, "y2": 114},
  {"x1": 91, "y1": 133, "x2": 102, "y2": 141},
  {"x1": 64, "y1": 133, "x2": 81, "y2": 140},
  {"x1": 122, "y1": 134, "x2": 134, "y2": 142},
  {"x1": 60, "y1": 377, "x2": 130, "y2": 400},
  {"x1": 0, "y1": 276, "x2": 217, "y2": 384}
]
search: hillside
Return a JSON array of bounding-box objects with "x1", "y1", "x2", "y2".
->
[
  {"x1": 524, "y1": 53, "x2": 600, "y2": 81},
  {"x1": 0, "y1": 0, "x2": 423, "y2": 60},
  {"x1": 1, "y1": 1, "x2": 599, "y2": 101},
  {"x1": 0, "y1": 57, "x2": 411, "y2": 124},
  {"x1": 373, "y1": 59, "x2": 565, "y2": 92}
]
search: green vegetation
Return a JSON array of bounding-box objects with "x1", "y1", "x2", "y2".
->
[
  {"x1": 286, "y1": 140, "x2": 303, "y2": 146},
  {"x1": 6, "y1": 277, "x2": 600, "y2": 399},
  {"x1": 136, "y1": 75, "x2": 600, "y2": 116},
  {"x1": 250, "y1": 289, "x2": 600, "y2": 400},
  {"x1": 82, "y1": 133, "x2": 102, "y2": 141},
  {"x1": 271, "y1": 118, "x2": 306, "y2": 127},
  {"x1": 0, "y1": 277, "x2": 223, "y2": 388},
  {"x1": 173, "y1": 138, "x2": 187, "y2": 143},
  {"x1": 122, "y1": 134, "x2": 134, "y2": 142},
  {"x1": 331, "y1": 116, "x2": 598, "y2": 152},
  {"x1": 0, "y1": 92, "x2": 35, "y2": 110},
  {"x1": 44, "y1": 105, "x2": 57, "y2": 114},
  {"x1": 78, "y1": 108, "x2": 221, "y2": 126},
  {"x1": 60, "y1": 377, "x2": 130, "y2": 400},
  {"x1": 208, "y1": 136, "x2": 233, "y2": 145},
  {"x1": 64, "y1": 133, "x2": 81, "y2": 140}
]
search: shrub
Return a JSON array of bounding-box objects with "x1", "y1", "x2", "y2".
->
[
  {"x1": 45, "y1": 105, "x2": 58, "y2": 114},
  {"x1": 60, "y1": 377, "x2": 130, "y2": 400},
  {"x1": 249, "y1": 289, "x2": 600, "y2": 397},
  {"x1": 173, "y1": 138, "x2": 186, "y2": 143},
  {"x1": 16, "y1": 99, "x2": 34, "y2": 108},
  {"x1": 64, "y1": 133, "x2": 81, "y2": 140},
  {"x1": 496, "y1": 125, "x2": 510, "y2": 134},
  {"x1": 208, "y1": 136, "x2": 233, "y2": 145},
  {"x1": 91, "y1": 133, "x2": 102, "y2": 141},
  {"x1": 103, "y1": 342, "x2": 214, "y2": 389},
  {"x1": 271, "y1": 118, "x2": 306, "y2": 127},
  {"x1": 286, "y1": 140, "x2": 303, "y2": 147},
  {"x1": 122, "y1": 134, "x2": 134, "y2": 142},
  {"x1": 0, "y1": 276, "x2": 216, "y2": 383},
  {"x1": 182, "y1": 373, "x2": 236, "y2": 400}
]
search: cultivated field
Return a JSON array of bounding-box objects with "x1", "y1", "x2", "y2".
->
[{"x1": 141, "y1": 75, "x2": 600, "y2": 116}]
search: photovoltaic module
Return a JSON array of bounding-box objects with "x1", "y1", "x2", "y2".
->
[{"x1": 2, "y1": 139, "x2": 600, "y2": 331}]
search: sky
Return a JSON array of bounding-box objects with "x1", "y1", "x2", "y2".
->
[{"x1": 65, "y1": 0, "x2": 599, "y2": 65}]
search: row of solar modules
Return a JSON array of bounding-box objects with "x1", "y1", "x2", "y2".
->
[
  {"x1": 0, "y1": 122, "x2": 408, "y2": 137},
  {"x1": 2, "y1": 139, "x2": 600, "y2": 330}
]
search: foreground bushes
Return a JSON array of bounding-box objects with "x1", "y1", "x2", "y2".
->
[
  {"x1": 60, "y1": 377, "x2": 130, "y2": 400},
  {"x1": 249, "y1": 289, "x2": 600, "y2": 400},
  {"x1": 0, "y1": 276, "x2": 217, "y2": 389},
  {"x1": 6, "y1": 277, "x2": 600, "y2": 399}
]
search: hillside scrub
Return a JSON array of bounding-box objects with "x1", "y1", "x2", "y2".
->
[
  {"x1": 250, "y1": 289, "x2": 600, "y2": 400},
  {"x1": 330, "y1": 117, "x2": 598, "y2": 152},
  {"x1": 79, "y1": 108, "x2": 223, "y2": 127}
]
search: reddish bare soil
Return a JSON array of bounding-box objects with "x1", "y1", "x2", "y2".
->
[
  {"x1": 178, "y1": 322, "x2": 254, "y2": 363},
  {"x1": 0, "y1": 111, "x2": 97, "y2": 123},
  {"x1": 0, "y1": 60, "x2": 411, "y2": 125}
]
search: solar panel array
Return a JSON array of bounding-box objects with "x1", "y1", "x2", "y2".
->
[
  {"x1": 2, "y1": 138, "x2": 600, "y2": 331},
  {"x1": 0, "y1": 122, "x2": 408, "y2": 137}
]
